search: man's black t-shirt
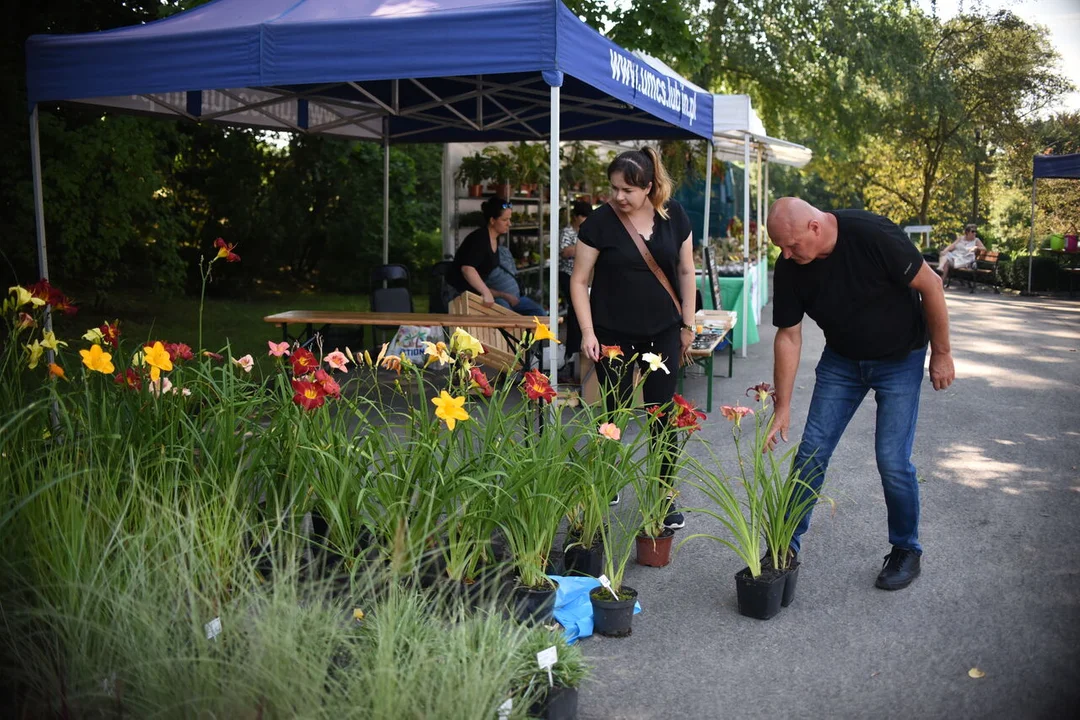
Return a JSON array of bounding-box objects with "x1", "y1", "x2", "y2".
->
[
  {"x1": 448, "y1": 227, "x2": 497, "y2": 293},
  {"x1": 773, "y1": 210, "x2": 927, "y2": 361},
  {"x1": 578, "y1": 200, "x2": 692, "y2": 337}
]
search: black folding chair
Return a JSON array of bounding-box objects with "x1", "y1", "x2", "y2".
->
[{"x1": 370, "y1": 264, "x2": 413, "y2": 348}]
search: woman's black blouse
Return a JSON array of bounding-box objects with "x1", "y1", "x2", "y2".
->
[{"x1": 577, "y1": 200, "x2": 692, "y2": 337}]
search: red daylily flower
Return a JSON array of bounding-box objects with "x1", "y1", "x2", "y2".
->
[
  {"x1": 164, "y1": 342, "x2": 194, "y2": 362},
  {"x1": 522, "y1": 369, "x2": 557, "y2": 404},
  {"x1": 291, "y1": 379, "x2": 326, "y2": 410},
  {"x1": 671, "y1": 393, "x2": 707, "y2": 433},
  {"x1": 203, "y1": 350, "x2": 224, "y2": 362},
  {"x1": 314, "y1": 368, "x2": 341, "y2": 399},
  {"x1": 469, "y1": 366, "x2": 493, "y2": 398},
  {"x1": 746, "y1": 382, "x2": 773, "y2": 403},
  {"x1": 646, "y1": 405, "x2": 666, "y2": 418},
  {"x1": 27, "y1": 279, "x2": 78, "y2": 316},
  {"x1": 99, "y1": 321, "x2": 120, "y2": 349},
  {"x1": 290, "y1": 347, "x2": 318, "y2": 376},
  {"x1": 213, "y1": 237, "x2": 241, "y2": 263},
  {"x1": 114, "y1": 368, "x2": 143, "y2": 391}
]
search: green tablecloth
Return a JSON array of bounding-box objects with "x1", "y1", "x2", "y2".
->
[{"x1": 697, "y1": 274, "x2": 759, "y2": 349}]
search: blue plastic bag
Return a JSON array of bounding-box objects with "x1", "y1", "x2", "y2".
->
[{"x1": 548, "y1": 575, "x2": 641, "y2": 644}]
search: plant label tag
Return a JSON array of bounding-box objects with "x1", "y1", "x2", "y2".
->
[
  {"x1": 598, "y1": 574, "x2": 619, "y2": 600},
  {"x1": 537, "y1": 645, "x2": 557, "y2": 686},
  {"x1": 204, "y1": 616, "x2": 222, "y2": 641},
  {"x1": 497, "y1": 697, "x2": 513, "y2": 719}
]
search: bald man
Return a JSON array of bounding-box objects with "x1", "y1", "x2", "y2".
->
[{"x1": 765, "y1": 198, "x2": 954, "y2": 590}]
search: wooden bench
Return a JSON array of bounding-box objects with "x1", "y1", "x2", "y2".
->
[{"x1": 950, "y1": 249, "x2": 1001, "y2": 293}]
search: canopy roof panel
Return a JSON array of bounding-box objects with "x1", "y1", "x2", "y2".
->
[
  {"x1": 1033, "y1": 153, "x2": 1080, "y2": 180},
  {"x1": 25, "y1": 0, "x2": 712, "y2": 142},
  {"x1": 711, "y1": 93, "x2": 812, "y2": 168}
]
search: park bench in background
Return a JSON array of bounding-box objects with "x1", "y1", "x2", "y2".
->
[{"x1": 950, "y1": 249, "x2": 1001, "y2": 293}]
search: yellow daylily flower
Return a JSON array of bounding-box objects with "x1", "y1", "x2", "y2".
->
[
  {"x1": 9, "y1": 286, "x2": 45, "y2": 309},
  {"x1": 79, "y1": 344, "x2": 115, "y2": 374},
  {"x1": 143, "y1": 341, "x2": 173, "y2": 382},
  {"x1": 25, "y1": 341, "x2": 44, "y2": 370},
  {"x1": 449, "y1": 328, "x2": 484, "y2": 357},
  {"x1": 431, "y1": 390, "x2": 470, "y2": 430},
  {"x1": 530, "y1": 317, "x2": 560, "y2": 345},
  {"x1": 423, "y1": 341, "x2": 453, "y2": 368},
  {"x1": 40, "y1": 331, "x2": 67, "y2": 352},
  {"x1": 83, "y1": 327, "x2": 105, "y2": 343}
]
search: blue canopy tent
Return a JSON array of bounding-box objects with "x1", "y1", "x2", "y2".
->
[
  {"x1": 1029, "y1": 153, "x2": 1080, "y2": 293},
  {"x1": 25, "y1": 0, "x2": 713, "y2": 383}
]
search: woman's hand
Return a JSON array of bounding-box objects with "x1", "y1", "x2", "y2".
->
[
  {"x1": 679, "y1": 326, "x2": 695, "y2": 362},
  {"x1": 481, "y1": 289, "x2": 495, "y2": 307},
  {"x1": 581, "y1": 330, "x2": 600, "y2": 362}
]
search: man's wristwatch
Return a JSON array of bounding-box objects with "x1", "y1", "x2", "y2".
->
[{"x1": 680, "y1": 322, "x2": 694, "y2": 332}]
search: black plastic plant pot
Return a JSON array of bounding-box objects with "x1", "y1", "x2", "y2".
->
[
  {"x1": 781, "y1": 561, "x2": 800, "y2": 608},
  {"x1": 734, "y1": 567, "x2": 785, "y2": 620},
  {"x1": 563, "y1": 541, "x2": 604, "y2": 578},
  {"x1": 589, "y1": 585, "x2": 637, "y2": 637},
  {"x1": 512, "y1": 581, "x2": 558, "y2": 624},
  {"x1": 529, "y1": 685, "x2": 579, "y2": 720}
]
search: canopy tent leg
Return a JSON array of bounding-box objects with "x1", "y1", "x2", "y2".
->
[
  {"x1": 547, "y1": 83, "x2": 561, "y2": 387},
  {"x1": 382, "y1": 118, "x2": 390, "y2": 265},
  {"x1": 1028, "y1": 179, "x2": 1037, "y2": 294},
  {"x1": 29, "y1": 105, "x2": 53, "y2": 339},
  {"x1": 702, "y1": 140, "x2": 713, "y2": 270},
  {"x1": 742, "y1": 133, "x2": 750, "y2": 357},
  {"x1": 756, "y1": 144, "x2": 763, "y2": 316},
  {"x1": 762, "y1": 159, "x2": 770, "y2": 304}
]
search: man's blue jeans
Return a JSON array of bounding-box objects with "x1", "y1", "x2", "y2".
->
[
  {"x1": 494, "y1": 295, "x2": 547, "y2": 317},
  {"x1": 791, "y1": 345, "x2": 927, "y2": 554}
]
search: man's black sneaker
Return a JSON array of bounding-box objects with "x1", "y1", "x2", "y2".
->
[
  {"x1": 875, "y1": 547, "x2": 921, "y2": 590},
  {"x1": 609, "y1": 492, "x2": 620, "y2": 506},
  {"x1": 663, "y1": 499, "x2": 685, "y2": 530}
]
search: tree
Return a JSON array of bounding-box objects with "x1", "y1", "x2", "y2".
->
[{"x1": 849, "y1": 11, "x2": 1071, "y2": 226}]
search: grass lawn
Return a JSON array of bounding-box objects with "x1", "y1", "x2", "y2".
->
[{"x1": 52, "y1": 289, "x2": 431, "y2": 359}]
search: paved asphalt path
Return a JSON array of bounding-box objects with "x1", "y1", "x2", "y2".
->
[{"x1": 574, "y1": 287, "x2": 1080, "y2": 719}]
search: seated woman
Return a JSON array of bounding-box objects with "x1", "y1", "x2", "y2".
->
[
  {"x1": 446, "y1": 195, "x2": 546, "y2": 315},
  {"x1": 938, "y1": 223, "x2": 986, "y2": 287}
]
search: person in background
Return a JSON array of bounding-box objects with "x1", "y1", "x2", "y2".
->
[
  {"x1": 570, "y1": 147, "x2": 698, "y2": 529},
  {"x1": 938, "y1": 223, "x2": 985, "y2": 288},
  {"x1": 447, "y1": 195, "x2": 544, "y2": 316},
  {"x1": 558, "y1": 200, "x2": 593, "y2": 378},
  {"x1": 765, "y1": 197, "x2": 954, "y2": 591}
]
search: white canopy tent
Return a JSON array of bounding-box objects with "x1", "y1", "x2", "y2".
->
[{"x1": 700, "y1": 94, "x2": 812, "y2": 355}]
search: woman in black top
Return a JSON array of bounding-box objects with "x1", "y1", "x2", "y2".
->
[
  {"x1": 570, "y1": 147, "x2": 699, "y2": 529},
  {"x1": 447, "y1": 196, "x2": 514, "y2": 307}
]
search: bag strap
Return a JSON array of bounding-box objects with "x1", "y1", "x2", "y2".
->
[{"x1": 608, "y1": 200, "x2": 682, "y2": 315}]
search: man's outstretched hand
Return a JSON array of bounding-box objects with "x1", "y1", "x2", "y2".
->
[{"x1": 765, "y1": 406, "x2": 791, "y2": 452}]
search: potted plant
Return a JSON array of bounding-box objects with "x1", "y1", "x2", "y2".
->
[
  {"x1": 482, "y1": 146, "x2": 515, "y2": 197},
  {"x1": 588, "y1": 478, "x2": 639, "y2": 637},
  {"x1": 679, "y1": 384, "x2": 821, "y2": 620},
  {"x1": 632, "y1": 394, "x2": 705, "y2": 568},
  {"x1": 498, "y1": 368, "x2": 575, "y2": 623},
  {"x1": 456, "y1": 152, "x2": 490, "y2": 197},
  {"x1": 509, "y1": 141, "x2": 549, "y2": 196},
  {"x1": 747, "y1": 383, "x2": 823, "y2": 608},
  {"x1": 514, "y1": 626, "x2": 588, "y2": 720}
]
